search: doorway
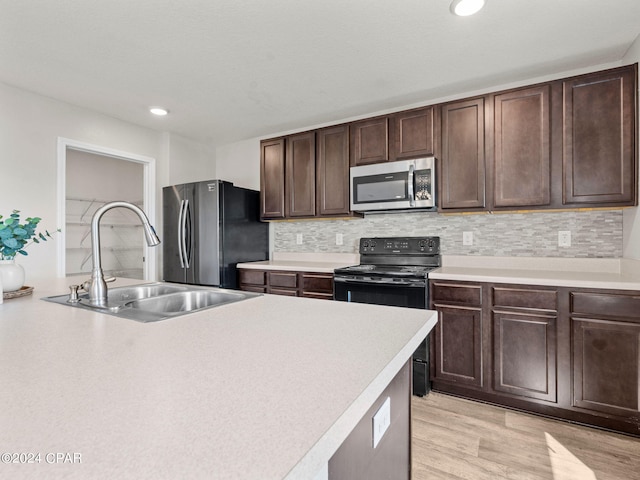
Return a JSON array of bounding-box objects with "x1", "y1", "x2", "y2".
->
[{"x1": 57, "y1": 138, "x2": 157, "y2": 280}]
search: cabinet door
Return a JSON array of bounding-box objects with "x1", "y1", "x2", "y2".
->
[
  {"x1": 260, "y1": 138, "x2": 285, "y2": 219},
  {"x1": 493, "y1": 85, "x2": 551, "y2": 208},
  {"x1": 571, "y1": 317, "x2": 639, "y2": 419},
  {"x1": 563, "y1": 66, "x2": 636, "y2": 205},
  {"x1": 286, "y1": 132, "x2": 316, "y2": 217},
  {"x1": 390, "y1": 107, "x2": 434, "y2": 161},
  {"x1": 440, "y1": 98, "x2": 486, "y2": 209},
  {"x1": 350, "y1": 117, "x2": 389, "y2": 166},
  {"x1": 432, "y1": 305, "x2": 483, "y2": 388},
  {"x1": 493, "y1": 311, "x2": 557, "y2": 402},
  {"x1": 316, "y1": 125, "x2": 350, "y2": 216}
]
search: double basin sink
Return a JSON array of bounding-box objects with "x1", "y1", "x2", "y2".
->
[{"x1": 44, "y1": 282, "x2": 260, "y2": 322}]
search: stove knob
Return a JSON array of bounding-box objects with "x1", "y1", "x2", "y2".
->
[
  {"x1": 363, "y1": 241, "x2": 369, "y2": 247},
  {"x1": 370, "y1": 241, "x2": 376, "y2": 248}
]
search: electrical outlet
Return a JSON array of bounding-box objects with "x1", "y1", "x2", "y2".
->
[
  {"x1": 372, "y1": 397, "x2": 391, "y2": 448},
  {"x1": 296, "y1": 233, "x2": 303, "y2": 245},
  {"x1": 336, "y1": 233, "x2": 344, "y2": 245},
  {"x1": 558, "y1": 231, "x2": 571, "y2": 247},
  {"x1": 463, "y1": 231, "x2": 473, "y2": 246}
]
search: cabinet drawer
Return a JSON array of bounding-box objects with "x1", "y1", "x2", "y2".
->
[
  {"x1": 269, "y1": 287, "x2": 298, "y2": 297},
  {"x1": 493, "y1": 287, "x2": 557, "y2": 312},
  {"x1": 431, "y1": 282, "x2": 482, "y2": 306},
  {"x1": 239, "y1": 269, "x2": 266, "y2": 286},
  {"x1": 269, "y1": 272, "x2": 298, "y2": 288},
  {"x1": 302, "y1": 273, "x2": 333, "y2": 294},
  {"x1": 571, "y1": 292, "x2": 640, "y2": 321}
]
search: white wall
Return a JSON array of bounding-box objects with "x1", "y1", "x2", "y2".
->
[
  {"x1": 622, "y1": 33, "x2": 640, "y2": 259},
  {"x1": 0, "y1": 82, "x2": 212, "y2": 281},
  {"x1": 166, "y1": 132, "x2": 216, "y2": 186},
  {"x1": 215, "y1": 138, "x2": 261, "y2": 190}
]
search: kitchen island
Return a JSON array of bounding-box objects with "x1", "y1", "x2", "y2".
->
[{"x1": 0, "y1": 277, "x2": 436, "y2": 479}]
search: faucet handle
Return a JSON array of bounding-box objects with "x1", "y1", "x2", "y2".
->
[{"x1": 104, "y1": 276, "x2": 116, "y2": 283}]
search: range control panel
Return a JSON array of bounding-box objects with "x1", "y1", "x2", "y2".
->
[{"x1": 359, "y1": 236, "x2": 440, "y2": 254}]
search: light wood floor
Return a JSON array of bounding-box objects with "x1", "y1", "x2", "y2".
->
[{"x1": 412, "y1": 392, "x2": 640, "y2": 480}]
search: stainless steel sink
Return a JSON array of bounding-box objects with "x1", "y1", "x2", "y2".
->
[{"x1": 43, "y1": 282, "x2": 260, "y2": 322}]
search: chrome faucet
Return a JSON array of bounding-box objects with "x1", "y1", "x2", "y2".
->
[{"x1": 87, "y1": 201, "x2": 161, "y2": 307}]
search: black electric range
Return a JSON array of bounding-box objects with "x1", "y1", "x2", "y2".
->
[{"x1": 333, "y1": 236, "x2": 441, "y2": 396}]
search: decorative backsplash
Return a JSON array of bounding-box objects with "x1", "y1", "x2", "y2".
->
[{"x1": 273, "y1": 210, "x2": 623, "y2": 258}]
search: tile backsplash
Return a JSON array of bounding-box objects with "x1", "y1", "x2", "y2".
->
[{"x1": 273, "y1": 210, "x2": 623, "y2": 258}]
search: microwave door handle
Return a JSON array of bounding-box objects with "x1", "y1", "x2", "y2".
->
[{"x1": 408, "y1": 164, "x2": 415, "y2": 207}]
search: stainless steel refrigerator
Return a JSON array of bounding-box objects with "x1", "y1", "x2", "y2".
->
[{"x1": 162, "y1": 180, "x2": 268, "y2": 288}]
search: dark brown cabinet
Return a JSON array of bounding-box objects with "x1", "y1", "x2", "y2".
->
[
  {"x1": 261, "y1": 125, "x2": 352, "y2": 219},
  {"x1": 430, "y1": 279, "x2": 640, "y2": 436},
  {"x1": 439, "y1": 98, "x2": 487, "y2": 210},
  {"x1": 390, "y1": 107, "x2": 434, "y2": 160},
  {"x1": 260, "y1": 138, "x2": 286, "y2": 219},
  {"x1": 350, "y1": 117, "x2": 389, "y2": 166},
  {"x1": 493, "y1": 85, "x2": 551, "y2": 208},
  {"x1": 239, "y1": 268, "x2": 334, "y2": 299},
  {"x1": 491, "y1": 286, "x2": 558, "y2": 403},
  {"x1": 570, "y1": 292, "x2": 640, "y2": 422},
  {"x1": 261, "y1": 64, "x2": 637, "y2": 217},
  {"x1": 316, "y1": 125, "x2": 351, "y2": 216},
  {"x1": 430, "y1": 282, "x2": 484, "y2": 388},
  {"x1": 285, "y1": 132, "x2": 316, "y2": 217},
  {"x1": 563, "y1": 66, "x2": 637, "y2": 206}
]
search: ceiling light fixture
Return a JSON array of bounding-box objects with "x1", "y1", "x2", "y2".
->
[
  {"x1": 450, "y1": 0, "x2": 486, "y2": 16},
  {"x1": 149, "y1": 107, "x2": 169, "y2": 116}
]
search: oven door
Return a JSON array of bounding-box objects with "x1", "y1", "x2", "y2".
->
[{"x1": 333, "y1": 276, "x2": 427, "y2": 309}]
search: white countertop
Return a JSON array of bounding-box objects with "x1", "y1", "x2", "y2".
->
[
  {"x1": 430, "y1": 256, "x2": 640, "y2": 290},
  {"x1": 0, "y1": 277, "x2": 435, "y2": 480},
  {"x1": 238, "y1": 252, "x2": 359, "y2": 273}
]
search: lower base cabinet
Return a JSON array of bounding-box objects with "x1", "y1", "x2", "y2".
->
[
  {"x1": 238, "y1": 268, "x2": 334, "y2": 299},
  {"x1": 430, "y1": 280, "x2": 640, "y2": 436}
]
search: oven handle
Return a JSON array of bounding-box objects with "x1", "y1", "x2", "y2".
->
[{"x1": 334, "y1": 277, "x2": 426, "y2": 287}]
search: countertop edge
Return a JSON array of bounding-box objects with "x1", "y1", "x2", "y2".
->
[
  {"x1": 237, "y1": 260, "x2": 354, "y2": 273},
  {"x1": 429, "y1": 268, "x2": 640, "y2": 291},
  {"x1": 284, "y1": 312, "x2": 438, "y2": 480}
]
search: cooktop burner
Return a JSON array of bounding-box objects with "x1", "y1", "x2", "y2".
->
[
  {"x1": 336, "y1": 264, "x2": 436, "y2": 277},
  {"x1": 334, "y1": 236, "x2": 441, "y2": 279}
]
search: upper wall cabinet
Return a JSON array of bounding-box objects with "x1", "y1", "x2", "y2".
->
[
  {"x1": 350, "y1": 117, "x2": 389, "y2": 166},
  {"x1": 390, "y1": 107, "x2": 435, "y2": 161},
  {"x1": 261, "y1": 125, "x2": 352, "y2": 220},
  {"x1": 440, "y1": 97, "x2": 487, "y2": 210},
  {"x1": 317, "y1": 125, "x2": 351, "y2": 216},
  {"x1": 285, "y1": 132, "x2": 316, "y2": 217},
  {"x1": 492, "y1": 85, "x2": 551, "y2": 209},
  {"x1": 562, "y1": 66, "x2": 637, "y2": 206},
  {"x1": 260, "y1": 138, "x2": 286, "y2": 219}
]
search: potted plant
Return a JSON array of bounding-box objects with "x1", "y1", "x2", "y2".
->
[{"x1": 0, "y1": 210, "x2": 59, "y2": 292}]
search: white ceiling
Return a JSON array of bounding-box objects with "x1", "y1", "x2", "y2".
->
[{"x1": 1, "y1": 1, "x2": 639, "y2": 146}]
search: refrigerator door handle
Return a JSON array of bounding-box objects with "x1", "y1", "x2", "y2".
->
[
  {"x1": 183, "y1": 199, "x2": 191, "y2": 268},
  {"x1": 178, "y1": 200, "x2": 186, "y2": 268}
]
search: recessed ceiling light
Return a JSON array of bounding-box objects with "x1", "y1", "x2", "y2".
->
[
  {"x1": 450, "y1": 0, "x2": 486, "y2": 16},
  {"x1": 149, "y1": 107, "x2": 168, "y2": 116}
]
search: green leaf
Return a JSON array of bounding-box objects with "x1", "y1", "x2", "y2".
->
[
  {"x1": 17, "y1": 250, "x2": 28, "y2": 256},
  {"x1": 4, "y1": 218, "x2": 14, "y2": 226},
  {"x1": 39, "y1": 232, "x2": 47, "y2": 241},
  {"x1": 32, "y1": 238, "x2": 40, "y2": 244},
  {"x1": 13, "y1": 227, "x2": 28, "y2": 237},
  {"x1": 3, "y1": 238, "x2": 18, "y2": 248}
]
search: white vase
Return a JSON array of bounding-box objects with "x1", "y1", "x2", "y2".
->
[{"x1": 0, "y1": 259, "x2": 25, "y2": 292}]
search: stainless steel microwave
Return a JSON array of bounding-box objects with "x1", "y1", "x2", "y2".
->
[{"x1": 350, "y1": 157, "x2": 436, "y2": 212}]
